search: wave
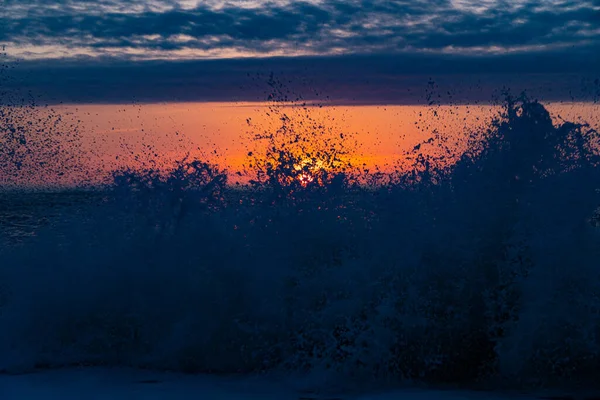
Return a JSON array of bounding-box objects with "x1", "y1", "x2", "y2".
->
[{"x1": 1, "y1": 92, "x2": 600, "y2": 393}]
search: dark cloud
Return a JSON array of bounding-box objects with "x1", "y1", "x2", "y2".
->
[{"x1": 4, "y1": 51, "x2": 600, "y2": 105}]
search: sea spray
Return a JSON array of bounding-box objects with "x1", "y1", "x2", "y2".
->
[{"x1": 0, "y1": 90, "x2": 599, "y2": 392}]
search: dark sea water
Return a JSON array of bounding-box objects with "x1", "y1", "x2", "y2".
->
[
  {"x1": 1, "y1": 94, "x2": 600, "y2": 394},
  {"x1": 0, "y1": 192, "x2": 103, "y2": 244}
]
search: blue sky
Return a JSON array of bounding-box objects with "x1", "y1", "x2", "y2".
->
[{"x1": 2, "y1": 0, "x2": 599, "y2": 104}]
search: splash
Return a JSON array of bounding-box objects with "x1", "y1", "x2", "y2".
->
[
  {"x1": 0, "y1": 51, "x2": 85, "y2": 189},
  {"x1": 1, "y1": 69, "x2": 600, "y2": 393},
  {"x1": 241, "y1": 73, "x2": 358, "y2": 197}
]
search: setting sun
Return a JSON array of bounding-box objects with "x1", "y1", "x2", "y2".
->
[{"x1": 298, "y1": 172, "x2": 314, "y2": 187}]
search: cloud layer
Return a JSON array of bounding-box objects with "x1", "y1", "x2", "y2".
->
[
  {"x1": 4, "y1": 52, "x2": 599, "y2": 105},
  {"x1": 2, "y1": 0, "x2": 599, "y2": 104},
  {"x1": 3, "y1": 0, "x2": 599, "y2": 60}
]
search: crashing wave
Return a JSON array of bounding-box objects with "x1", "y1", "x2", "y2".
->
[{"x1": 0, "y1": 85, "x2": 599, "y2": 393}]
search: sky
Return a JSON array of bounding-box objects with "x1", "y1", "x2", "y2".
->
[
  {"x1": 2, "y1": 0, "x2": 599, "y2": 104},
  {"x1": 1, "y1": 0, "x2": 600, "y2": 185},
  {"x1": 40, "y1": 100, "x2": 597, "y2": 183}
]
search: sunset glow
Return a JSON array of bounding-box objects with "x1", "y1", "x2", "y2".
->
[{"x1": 21, "y1": 101, "x2": 592, "y2": 186}]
